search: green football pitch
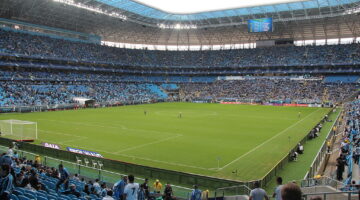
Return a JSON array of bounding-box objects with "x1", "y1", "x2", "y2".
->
[{"x1": 0, "y1": 103, "x2": 330, "y2": 181}]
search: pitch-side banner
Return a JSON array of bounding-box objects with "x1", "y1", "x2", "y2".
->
[
  {"x1": 67, "y1": 147, "x2": 103, "y2": 158},
  {"x1": 42, "y1": 142, "x2": 61, "y2": 150}
]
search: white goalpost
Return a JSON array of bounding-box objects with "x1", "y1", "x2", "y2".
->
[{"x1": 0, "y1": 120, "x2": 37, "y2": 141}]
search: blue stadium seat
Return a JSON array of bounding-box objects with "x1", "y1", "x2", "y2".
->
[
  {"x1": 47, "y1": 194, "x2": 58, "y2": 200},
  {"x1": 10, "y1": 194, "x2": 19, "y2": 200},
  {"x1": 59, "y1": 194, "x2": 71, "y2": 200},
  {"x1": 17, "y1": 195, "x2": 30, "y2": 200},
  {"x1": 23, "y1": 193, "x2": 36, "y2": 200},
  {"x1": 13, "y1": 190, "x2": 24, "y2": 196},
  {"x1": 37, "y1": 196, "x2": 48, "y2": 200}
]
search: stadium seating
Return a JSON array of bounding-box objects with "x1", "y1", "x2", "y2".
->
[
  {"x1": 330, "y1": 99, "x2": 360, "y2": 192},
  {"x1": 1, "y1": 28, "x2": 360, "y2": 68},
  {"x1": 323, "y1": 76, "x2": 360, "y2": 83},
  {"x1": 0, "y1": 69, "x2": 358, "y2": 107},
  {"x1": 0, "y1": 80, "x2": 167, "y2": 107},
  {"x1": 180, "y1": 79, "x2": 358, "y2": 104},
  {"x1": 160, "y1": 84, "x2": 179, "y2": 90}
]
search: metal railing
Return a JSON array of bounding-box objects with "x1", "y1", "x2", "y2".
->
[
  {"x1": 302, "y1": 191, "x2": 358, "y2": 200},
  {"x1": 304, "y1": 109, "x2": 342, "y2": 179},
  {"x1": 301, "y1": 176, "x2": 344, "y2": 191},
  {"x1": 214, "y1": 184, "x2": 252, "y2": 197}
]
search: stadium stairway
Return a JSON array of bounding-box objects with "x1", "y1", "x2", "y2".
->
[
  {"x1": 160, "y1": 84, "x2": 179, "y2": 90},
  {"x1": 146, "y1": 84, "x2": 168, "y2": 98},
  {"x1": 352, "y1": 162, "x2": 360, "y2": 183},
  {"x1": 301, "y1": 186, "x2": 352, "y2": 200}
]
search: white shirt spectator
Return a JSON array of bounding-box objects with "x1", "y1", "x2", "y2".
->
[
  {"x1": 7, "y1": 148, "x2": 13, "y2": 157},
  {"x1": 250, "y1": 188, "x2": 268, "y2": 200},
  {"x1": 274, "y1": 185, "x2": 283, "y2": 200},
  {"x1": 103, "y1": 195, "x2": 115, "y2": 200},
  {"x1": 124, "y1": 183, "x2": 139, "y2": 200}
]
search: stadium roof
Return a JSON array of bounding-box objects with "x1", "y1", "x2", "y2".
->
[
  {"x1": 0, "y1": 0, "x2": 359, "y2": 46},
  {"x1": 95, "y1": 0, "x2": 360, "y2": 21},
  {"x1": 133, "y1": 0, "x2": 306, "y2": 14}
]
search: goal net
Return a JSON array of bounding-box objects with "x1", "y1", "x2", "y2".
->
[{"x1": 0, "y1": 120, "x2": 37, "y2": 141}]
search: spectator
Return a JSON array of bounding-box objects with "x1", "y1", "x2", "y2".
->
[
  {"x1": 28, "y1": 169, "x2": 41, "y2": 190},
  {"x1": 0, "y1": 154, "x2": 12, "y2": 169},
  {"x1": 249, "y1": 181, "x2": 269, "y2": 200},
  {"x1": 273, "y1": 177, "x2": 283, "y2": 200},
  {"x1": 103, "y1": 190, "x2": 115, "y2": 200},
  {"x1": 281, "y1": 183, "x2": 302, "y2": 200},
  {"x1": 83, "y1": 184, "x2": 91, "y2": 195},
  {"x1": 113, "y1": 176, "x2": 127, "y2": 200},
  {"x1": 73, "y1": 173, "x2": 80, "y2": 181},
  {"x1": 7, "y1": 145, "x2": 13, "y2": 157},
  {"x1": 297, "y1": 143, "x2": 304, "y2": 154},
  {"x1": 190, "y1": 185, "x2": 202, "y2": 200},
  {"x1": 123, "y1": 175, "x2": 139, "y2": 200},
  {"x1": 0, "y1": 164, "x2": 14, "y2": 200},
  {"x1": 201, "y1": 189, "x2": 209, "y2": 200},
  {"x1": 336, "y1": 155, "x2": 346, "y2": 181},
  {"x1": 163, "y1": 183, "x2": 174, "y2": 200},
  {"x1": 62, "y1": 183, "x2": 81, "y2": 198},
  {"x1": 93, "y1": 178, "x2": 101, "y2": 194},
  {"x1": 100, "y1": 182, "x2": 108, "y2": 197},
  {"x1": 55, "y1": 164, "x2": 69, "y2": 191},
  {"x1": 153, "y1": 179, "x2": 162, "y2": 194},
  {"x1": 140, "y1": 178, "x2": 150, "y2": 199},
  {"x1": 138, "y1": 184, "x2": 146, "y2": 200}
]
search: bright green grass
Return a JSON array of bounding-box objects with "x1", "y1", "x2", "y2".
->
[
  {"x1": 0, "y1": 103, "x2": 330, "y2": 181},
  {"x1": 264, "y1": 109, "x2": 340, "y2": 193}
]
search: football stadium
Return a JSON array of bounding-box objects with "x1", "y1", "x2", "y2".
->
[{"x1": 0, "y1": 0, "x2": 359, "y2": 199}]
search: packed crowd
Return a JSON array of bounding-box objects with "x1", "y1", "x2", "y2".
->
[
  {"x1": 0, "y1": 81, "x2": 166, "y2": 107},
  {"x1": 0, "y1": 145, "x2": 206, "y2": 200},
  {"x1": 0, "y1": 72, "x2": 358, "y2": 107},
  {"x1": 1, "y1": 29, "x2": 360, "y2": 68},
  {"x1": 180, "y1": 79, "x2": 358, "y2": 104},
  {"x1": 336, "y1": 100, "x2": 360, "y2": 186},
  {"x1": 0, "y1": 70, "x2": 215, "y2": 84}
]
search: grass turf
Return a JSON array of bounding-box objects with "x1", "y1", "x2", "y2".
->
[
  {"x1": 0, "y1": 102, "x2": 330, "y2": 181},
  {"x1": 264, "y1": 109, "x2": 340, "y2": 194}
]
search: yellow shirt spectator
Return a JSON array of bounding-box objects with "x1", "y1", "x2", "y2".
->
[{"x1": 153, "y1": 180, "x2": 162, "y2": 193}]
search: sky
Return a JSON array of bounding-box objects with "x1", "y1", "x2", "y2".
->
[{"x1": 134, "y1": 0, "x2": 306, "y2": 14}]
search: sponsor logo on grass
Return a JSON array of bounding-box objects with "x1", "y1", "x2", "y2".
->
[
  {"x1": 42, "y1": 142, "x2": 61, "y2": 150},
  {"x1": 67, "y1": 147, "x2": 103, "y2": 158}
]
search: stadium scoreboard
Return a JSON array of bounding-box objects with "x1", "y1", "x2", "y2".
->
[{"x1": 248, "y1": 18, "x2": 273, "y2": 33}]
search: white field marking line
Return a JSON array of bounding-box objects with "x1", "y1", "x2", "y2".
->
[
  {"x1": 37, "y1": 129, "x2": 89, "y2": 144},
  {"x1": 218, "y1": 114, "x2": 296, "y2": 121},
  {"x1": 38, "y1": 129, "x2": 87, "y2": 139},
  {"x1": 56, "y1": 141, "x2": 214, "y2": 171},
  {"x1": 219, "y1": 108, "x2": 323, "y2": 171},
  {"x1": 37, "y1": 137, "x2": 88, "y2": 145},
  {"x1": 36, "y1": 119, "x2": 127, "y2": 131},
  {"x1": 116, "y1": 153, "x2": 218, "y2": 171},
  {"x1": 36, "y1": 119, "x2": 202, "y2": 169},
  {"x1": 82, "y1": 120, "x2": 180, "y2": 137},
  {"x1": 36, "y1": 118, "x2": 177, "y2": 137},
  {"x1": 114, "y1": 134, "x2": 183, "y2": 154},
  {"x1": 36, "y1": 123, "x2": 200, "y2": 170},
  {"x1": 154, "y1": 111, "x2": 218, "y2": 117}
]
